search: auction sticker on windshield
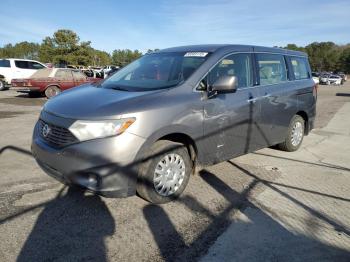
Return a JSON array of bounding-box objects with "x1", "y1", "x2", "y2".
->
[{"x1": 184, "y1": 52, "x2": 208, "y2": 57}]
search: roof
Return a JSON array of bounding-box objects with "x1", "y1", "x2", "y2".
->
[
  {"x1": 4, "y1": 58, "x2": 44, "y2": 62},
  {"x1": 157, "y1": 44, "x2": 307, "y2": 57}
]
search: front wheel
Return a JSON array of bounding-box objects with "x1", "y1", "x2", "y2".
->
[
  {"x1": 137, "y1": 140, "x2": 192, "y2": 204},
  {"x1": 278, "y1": 115, "x2": 305, "y2": 152},
  {"x1": 45, "y1": 86, "x2": 61, "y2": 99}
]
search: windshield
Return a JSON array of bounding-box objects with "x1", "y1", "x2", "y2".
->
[{"x1": 102, "y1": 52, "x2": 209, "y2": 91}]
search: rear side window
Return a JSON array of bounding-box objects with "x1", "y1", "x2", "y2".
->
[
  {"x1": 72, "y1": 70, "x2": 87, "y2": 80},
  {"x1": 15, "y1": 60, "x2": 30, "y2": 69},
  {"x1": 257, "y1": 54, "x2": 287, "y2": 85},
  {"x1": 290, "y1": 57, "x2": 310, "y2": 80},
  {"x1": 29, "y1": 62, "x2": 45, "y2": 70},
  {"x1": 207, "y1": 53, "x2": 253, "y2": 89},
  {"x1": 0, "y1": 59, "x2": 10, "y2": 67},
  {"x1": 55, "y1": 69, "x2": 73, "y2": 79}
]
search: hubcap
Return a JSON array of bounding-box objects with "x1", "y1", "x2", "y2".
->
[
  {"x1": 153, "y1": 153, "x2": 185, "y2": 196},
  {"x1": 291, "y1": 121, "x2": 303, "y2": 146}
]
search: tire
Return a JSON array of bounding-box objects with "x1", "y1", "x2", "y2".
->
[
  {"x1": 136, "y1": 140, "x2": 192, "y2": 204},
  {"x1": 0, "y1": 80, "x2": 6, "y2": 91},
  {"x1": 278, "y1": 115, "x2": 305, "y2": 152},
  {"x1": 45, "y1": 86, "x2": 61, "y2": 99}
]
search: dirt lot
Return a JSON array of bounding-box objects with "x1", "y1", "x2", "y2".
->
[{"x1": 0, "y1": 83, "x2": 349, "y2": 261}]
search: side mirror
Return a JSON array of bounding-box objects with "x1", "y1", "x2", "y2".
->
[{"x1": 211, "y1": 75, "x2": 238, "y2": 92}]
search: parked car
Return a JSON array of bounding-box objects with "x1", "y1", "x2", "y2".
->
[
  {"x1": 0, "y1": 58, "x2": 47, "y2": 90},
  {"x1": 311, "y1": 72, "x2": 320, "y2": 84},
  {"x1": 319, "y1": 73, "x2": 330, "y2": 85},
  {"x1": 11, "y1": 68, "x2": 99, "y2": 98},
  {"x1": 328, "y1": 75, "x2": 342, "y2": 85},
  {"x1": 338, "y1": 73, "x2": 347, "y2": 83},
  {"x1": 102, "y1": 65, "x2": 119, "y2": 77},
  {"x1": 105, "y1": 66, "x2": 120, "y2": 77},
  {"x1": 32, "y1": 45, "x2": 316, "y2": 204}
]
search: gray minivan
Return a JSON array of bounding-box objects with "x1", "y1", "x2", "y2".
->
[{"x1": 32, "y1": 45, "x2": 317, "y2": 203}]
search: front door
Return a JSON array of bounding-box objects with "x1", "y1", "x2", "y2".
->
[{"x1": 202, "y1": 53, "x2": 261, "y2": 163}]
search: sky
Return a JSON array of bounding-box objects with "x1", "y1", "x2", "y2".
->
[{"x1": 0, "y1": 0, "x2": 349, "y2": 53}]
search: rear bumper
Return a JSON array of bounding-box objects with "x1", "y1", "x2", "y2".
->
[
  {"x1": 11, "y1": 86, "x2": 41, "y2": 93},
  {"x1": 32, "y1": 120, "x2": 146, "y2": 198}
]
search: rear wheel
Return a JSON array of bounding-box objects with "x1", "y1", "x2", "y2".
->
[
  {"x1": 45, "y1": 86, "x2": 61, "y2": 99},
  {"x1": 278, "y1": 115, "x2": 305, "y2": 152},
  {"x1": 137, "y1": 140, "x2": 192, "y2": 204}
]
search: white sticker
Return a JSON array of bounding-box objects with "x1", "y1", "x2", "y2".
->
[{"x1": 184, "y1": 52, "x2": 208, "y2": 57}]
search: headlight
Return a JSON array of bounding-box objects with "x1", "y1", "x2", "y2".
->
[{"x1": 69, "y1": 118, "x2": 135, "y2": 141}]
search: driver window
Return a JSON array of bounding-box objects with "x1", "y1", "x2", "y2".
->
[{"x1": 207, "y1": 53, "x2": 253, "y2": 90}]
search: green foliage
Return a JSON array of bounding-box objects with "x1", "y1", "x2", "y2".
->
[
  {"x1": 0, "y1": 42, "x2": 40, "y2": 60},
  {"x1": 112, "y1": 49, "x2": 142, "y2": 67},
  {"x1": 284, "y1": 44, "x2": 306, "y2": 52},
  {"x1": 284, "y1": 42, "x2": 349, "y2": 73}
]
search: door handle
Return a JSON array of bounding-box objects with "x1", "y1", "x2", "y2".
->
[{"x1": 247, "y1": 97, "x2": 258, "y2": 103}]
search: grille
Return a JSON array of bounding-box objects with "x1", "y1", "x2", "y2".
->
[{"x1": 39, "y1": 120, "x2": 78, "y2": 147}]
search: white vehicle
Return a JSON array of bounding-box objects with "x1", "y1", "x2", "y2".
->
[
  {"x1": 311, "y1": 72, "x2": 320, "y2": 84},
  {"x1": 0, "y1": 58, "x2": 47, "y2": 90},
  {"x1": 102, "y1": 65, "x2": 119, "y2": 78},
  {"x1": 328, "y1": 75, "x2": 342, "y2": 85}
]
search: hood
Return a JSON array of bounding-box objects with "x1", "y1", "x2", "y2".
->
[{"x1": 43, "y1": 84, "x2": 165, "y2": 119}]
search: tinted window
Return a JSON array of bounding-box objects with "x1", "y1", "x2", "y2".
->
[
  {"x1": 290, "y1": 57, "x2": 310, "y2": 80},
  {"x1": 55, "y1": 69, "x2": 73, "y2": 79},
  {"x1": 15, "y1": 60, "x2": 30, "y2": 69},
  {"x1": 257, "y1": 54, "x2": 287, "y2": 85},
  {"x1": 29, "y1": 62, "x2": 45, "y2": 69},
  {"x1": 0, "y1": 59, "x2": 10, "y2": 67},
  {"x1": 103, "y1": 52, "x2": 209, "y2": 91},
  {"x1": 207, "y1": 53, "x2": 253, "y2": 89}
]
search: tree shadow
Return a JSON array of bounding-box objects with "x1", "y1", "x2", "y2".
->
[
  {"x1": 16, "y1": 187, "x2": 115, "y2": 262},
  {"x1": 142, "y1": 168, "x2": 350, "y2": 261}
]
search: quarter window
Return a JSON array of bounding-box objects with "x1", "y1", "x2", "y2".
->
[
  {"x1": 206, "y1": 53, "x2": 253, "y2": 89},
  {"x1": 290, "y1": 57, "x2": 310, "y2": 80},
  {"x1": 29, "y1": 62, "x2": 45, "y2": 70},
  {"x1": 257, "y1": 54, "x2": 287, "y2": 85},
  {"x1": 0, "y1": 59, "x2": 10, "y2": 67}
]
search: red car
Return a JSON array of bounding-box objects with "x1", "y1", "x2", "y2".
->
[{"x1": 11, "y1": 68, "x2": 100, "y2": 98}]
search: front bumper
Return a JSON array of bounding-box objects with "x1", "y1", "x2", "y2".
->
[{"x1": 32, "y1": 118, "x2": 146, "y2": 198}]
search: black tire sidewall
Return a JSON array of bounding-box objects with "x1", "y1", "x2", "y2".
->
[{"x1": 137, "y1": 141, "x2": 192, "y2": 204}]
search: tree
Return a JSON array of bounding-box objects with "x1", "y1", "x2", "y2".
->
[
  {"x1": 339, "y1": 46, "x2": 350, "y2": 73},
  {"x1": 38, "y1": 29, "x2": 93, "y2": 66},
  {"x1": 284, "y1": 44, "x2": 305, "y2": 52},
  {"x1": 91, "y1": 50, "x2": 112, "y2": 66},
  {"x1": 112, "y1": 49, "x2": 142, "y2": 67},
  {"x1": 0, "y1": 42, "x2": 40, "y2": 60}
]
